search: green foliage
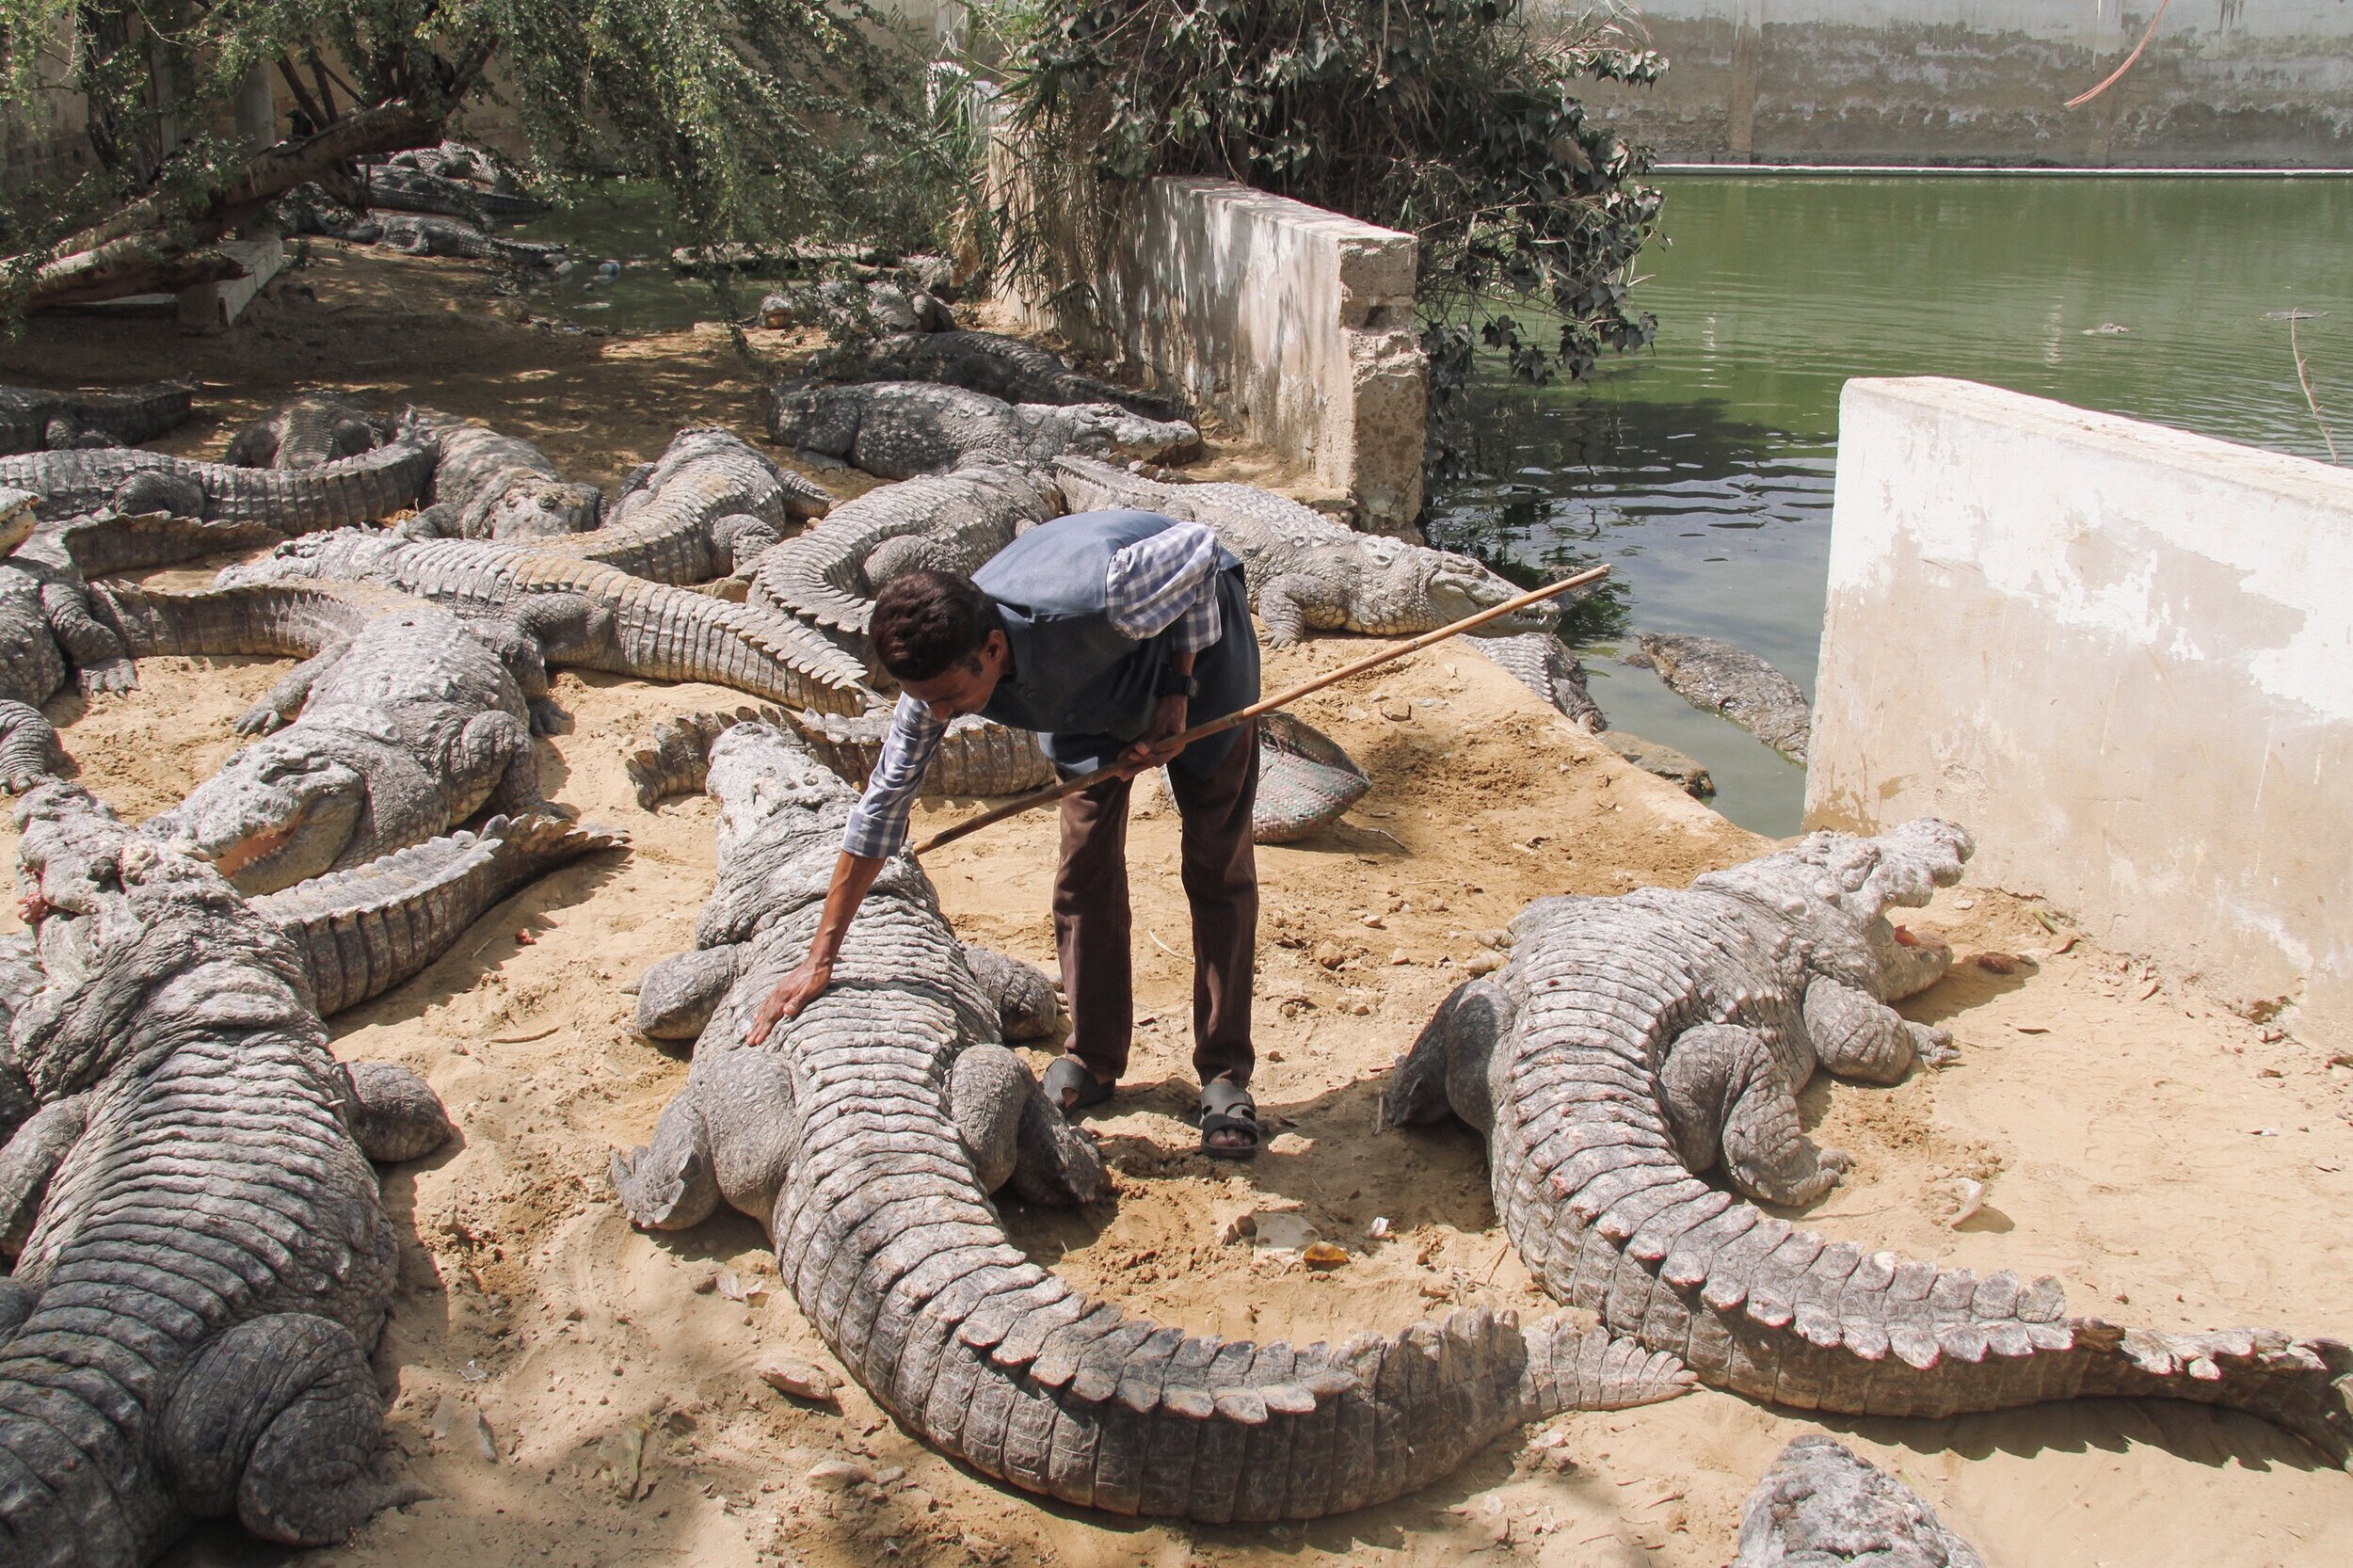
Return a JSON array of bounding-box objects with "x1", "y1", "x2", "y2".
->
[
  {"x1": 0, "y1": 1, "x2": 945, "y2": 279},
  {"x1": 977, "y1": 0, "x2": 1667, "y2": 455}
]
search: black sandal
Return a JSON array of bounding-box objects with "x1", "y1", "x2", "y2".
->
[
  {"x1": 1044, "y1": 1056, "x2": 1114, "y2": 1117},
  {"x1": 1198, "y1": 1079, "x2": 1261, "y2": 1160}
]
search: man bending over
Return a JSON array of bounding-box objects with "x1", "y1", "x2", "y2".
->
[{"x1": 746, "y1": 507, "x2": 1265, "y2": 1158}]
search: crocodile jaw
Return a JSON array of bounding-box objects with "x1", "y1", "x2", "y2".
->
[{"x1": 153, "y1": 752, "x2": 366, "y2": 895}]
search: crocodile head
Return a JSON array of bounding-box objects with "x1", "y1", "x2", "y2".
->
[
  {"x1": 468, "y1": 474, "x2": 602, "y2": 538},
  {"x1": 1702, "y1": 818, "x2": 1975, "y2": 1001},
  {"x1": 1353, "y1": 539, "x2": 1561, "y2": 637},
  {"x1": 146, "y1": 735, "x2": 367, "y2": 894},
  {"x1": 0, "y1": 490, "x2": 37, "y2": 556},
  {"x1": 214, "y1": 527, "x2": 402, "y2": 587}
]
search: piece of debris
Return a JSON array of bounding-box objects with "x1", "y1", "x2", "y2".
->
[
  {"x1": 1975, "y1": 952, "x2": 2021, "y2": 974},
  {"x1": 1302, "y1": 1241, "x2": 1349, "y2": 1268},
  {"x1": 432, "y1": 1394, "x2": 497, "y2": 1461},
  {"x1": 713, "y1": 1267, "x2": 766, "y2": 1304},
  {"x1": 1246, "y1": 1211, "x2": 1321, "y2": 1255},
  {"x1": 1947, "y1": 1177, "x2": 1989, "y2": 1228},
  {"x1": 1464, "y1": 952, "x2": 1505, "y2": 976},
  {"x1": 807, "y1": 1458, "x2": 876, "y2": 1492},
  {"x1": 1366, "y1": 1216, "x2": 1392, "y2": 1240},
  {"x1": 596, "y1": 1424, "x2": 648, "y2": 1497},
  {"x1": 760, "y1": 1355, "x2": 841, "y2": 1405},
  {"x1": 2012, "y1": 1022, "x2": 2050, "y2": 1034},
  {"x1": 2082, "y1": 322, "x2": 2132, "y2": 335}
]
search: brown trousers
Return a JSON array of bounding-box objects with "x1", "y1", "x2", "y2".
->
[{"x1": 1052, "y1": 719, "x2": 1260, "y2": 1089}]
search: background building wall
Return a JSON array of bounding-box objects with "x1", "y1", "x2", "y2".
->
[
  {"x1": 1808, "y1": 376, "x2": 2353, "y2": 1048},
  {"x1": 1569, "y1": 0, "x2": 2353, "y2": 166}
]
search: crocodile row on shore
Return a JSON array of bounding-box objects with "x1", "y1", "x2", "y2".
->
[
  {"x1": 226, "y1": 393, "x2": 397, "y2": 470},
  {"x1": 744, "y1": 462, "x2": 1055, "y2": 638},
  {"x1": 213, "y1": 529, "x2": 870, "y2": 714},
  {"x1": 824, "y1": 329, "x2": 1189, "y2": 424},
  {"x1": 0, "y1": 437, "x2": 436, "y2": 531},
  {"x1": 96, "y1": 580, "x2": 572, "y2": 892},
  {"x1": 769, "y1": 381, "x2": 1198, "y2": 480},
  {"x1": 1054, "y1": 456, "x2": 1560, "y2": 646},
  {"x1": 0, "y1": 381, "x2": 195, "y2": 455},
  {"x1": 611, "y1": 720, "x2": 1693, "y2": 1520},
  {"x1": 0, "y1": 781, "x2": 455, "y2": 1557},
  {"x1": 1384, "y1": 819, "x2": 2353, "y2": 1465}
]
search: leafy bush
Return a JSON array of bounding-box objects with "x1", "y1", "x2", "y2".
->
[{"x1": 978, "y1": 0, "x2": 1666, "y2": 453}]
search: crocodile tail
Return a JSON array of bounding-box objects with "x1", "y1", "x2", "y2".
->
[
  {"x1": 204, "y1": 439, "x2": 437, "y2": 530},
  {"x1": 88, "y1": 580, "x2": 394, "y2": 661},
  {"x1": 783, "y1": 1022, "x2": 1691, "y2": 1521},
  {"x1": 1252, "y1": 712, "x2": 1369, "y2": 843},
  {"x1": 744, "y1": 530, "x2": 873, "y2": 632},
  {"x1": 625, "y1": 707, "x2": 782, "y2": 807},
  {"x1": 1499, "y1": 943, "x2": 2353, "y2": 1469},
  {"x1": 0, "y1": 700, "x2": 63, "y2": 793},
  {"x1": 82, "y1": 380, "x2": 198, "y2": 444},
  {"x1": 612, "y1": 584, "x2": 868, "y2": 715},
  {"x1": 787, "y1": 708, "x2": 1055, "y2": 799},
  {"x1": 252, "y1": 813, "x2": 627, "y2": 1016}
]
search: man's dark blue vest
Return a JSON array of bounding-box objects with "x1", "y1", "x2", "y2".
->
[{"x1": 973, "y1": 509, "x2": 1249, "y2": 775}]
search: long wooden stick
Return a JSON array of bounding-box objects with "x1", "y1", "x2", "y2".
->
[{"x1": 908, "y1": 563, "x2": 1612, "y2": 857}]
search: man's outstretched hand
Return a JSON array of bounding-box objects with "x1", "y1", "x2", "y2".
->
[
  {"x1": 1119, "y1": 694, "x2": 1190, "y2": 777},
  {"x1": 747, "y1": 955, "x2": 833, "y2": 1045}
]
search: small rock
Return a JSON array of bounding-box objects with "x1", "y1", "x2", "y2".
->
[
  {"x1": 1250, "y1": 1212, "x2": 1321, "y2": 1255},
  {"x1": 806, "y1": 1458, "x2": 875, "y2": 1492},
  {"x1": 1360, "y1": 914, "x2": 1385, "y2": 929},
  {"x1": 1464, "y1": 952, "x2": 1505, "y2": 976},
  {"x1": 759, "y1": 1356, "x2": 840, "y2": 1405},
  {"x1": 2252, "y1": 1127, "x2": 2281, "y2": 1137},
  {"x1": 2257, "y1": 1066, "x2": 2284, "y2": 1079},
  {"x1": 1390, "y1": 949, "x2": 1412, "y2": 966},
  {"x1": 2012, "y1": 1022, "x2": 2050, "y2": 1034},
  {"x1": 1347, "y1": 1000, "x2": 1370, "y2": 1016},
  {"x1": 1379, "y1": 700, "x2": 1413, "y2": 722},
  {"x1": 1302, "y1": 1241, "x2": 1349, "y2": 1268},
  {"x1": 1974, "y1": 952, "x2": 2021, "y2": 974},
  {"x1": 693, "y1": 1272, "x2": 717, "y2": 1294},
  {"x1": 1366, "y1": 1216, "x2": 1392, "y2": 1240},
  {"x1": 1312, "y1": 940, "x2": 1347, "y2": 970}
]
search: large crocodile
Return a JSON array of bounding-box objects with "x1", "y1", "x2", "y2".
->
[
  {"x1": 744, "y1": 463, "x2": 1059, "y2": 638},
  {"x1": 0, "y1": 780, "x2": 454, "y2": 1555},
  {"x1": 98, "y1": 580, "x2": 570, "y2": 892},
  {"x1": 0, "y1": 381, "x2": 195, "y2": 455},
  {"x1": 1055, "y1": 456, "x2": 1560, "y2": 647},
  {"x1": 827, "y1": 329, "x2": 1187, "y2": 423},
  {"x1": 1734, "y1": 1434, "x2": 1987, "y2": 1568},
  {"x1": 1631, "y1": 631, "x2": 1813, "y2": 763},
  {"x1": 625, "y1": 705, "x2": 1056, "y2": 808},
  {"x1": 225, "y1": 393, "x2": 397, "y2": 470},
  {"x1": 1, "y1": 488, "x2": 140, "y2": 704},
  {"x1": 0, "y1": 698, "x2": 63, "y2": 792},
  {"x1": 360, "y1": 160, "x2": 548, "y2": 222},
  {"x1": 610, "y1": 720, "x2": 1693, "y2": 1519},
  {"x1": 562, "y1": 425, "x2": 831, "y2": 582},
  {"x1": 769, "y1": 381, "x2": 1199, "y2": 480},
  {"x1": 1476, "y1": 632, "x2": 1606, "y2": 732},
  {"x1": 1383, "y1": 819, "x2": 2353, "y2": 1464},
  {"x1": 213, "y1": 528, "x2": 869, "y2": 714},
  {"x1": 381, "y1": 139, "x2": 527, "y2": 193},
  {"x1": 254, "y1": 812, "x2": 624, "y2": 1018},
  {"x1": 396, "y1": 407, "x2": 604, "y2": 540},
  {"x1": 0, "y1": 437, "x2": 436, "y2": 530}
]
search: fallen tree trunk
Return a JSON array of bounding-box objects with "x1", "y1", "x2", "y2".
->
[
  {"x1": 16, "y1": 99, "x2": 440, "y2": 312},
  {"x1": 26, "y1": 237, "x2": 248, "y2": 309}
]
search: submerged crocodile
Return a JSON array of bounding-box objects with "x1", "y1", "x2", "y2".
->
[
  {"x1": 0, "y1": 437, "x2": 436, "y2": 530},
  {"x1": 214, "y1": 528, "x2": 869, "y2": 714},
  {"x1": 769, "y1": 381, "x2": 1198, "y2": 480},
  {"x1": 1384, "y1": 819, "x2": 2353, "y2": 1464},
  {"x1": 0, "y1": 780, "x2": 454, "y2": 1555},
  {"x1": 99, "y1": 581, "x2": 570, "y2": 892},
  {"x1": 226, "y1": 393, "x2": 397, "y2": 470},
  {"x1": 396, "y1": 407, "x2": 603, "y2": 540},
  {"x1": 1631, "y1": 631, "x2": 1812, "y2": 763},
  {"x1": 1055, "y1": 456, "x2": 1559, "y2": 647},
  {"x1": 744, "y1": 463, "x2": 1059, "y2": 637},
  {"x1": 0, "y1": 488, "x2": 138, "y2": 705},
  {"x1": 611, "y1": 719, "x2": 1692, "y2": 1519},
  {"x1": 0, "y1": 381, "x2": 195, "y2": 455},
  {"x1": 1734, "y1": 1435, "x2": 1987, "y2": 1568},
  {"x1": 829, "y1": 330, "x2": 1187, "y2": 423}
]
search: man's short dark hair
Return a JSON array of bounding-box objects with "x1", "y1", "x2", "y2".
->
[{"x1": 872, "y1": 569, "x2": 996, "y2": 683}]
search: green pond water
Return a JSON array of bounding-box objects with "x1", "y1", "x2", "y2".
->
[
  {"x1": 514, "y1": 178, "x2": 2353, "y2": 837},
  {"x1": 1426, "y1": 174, "x2": 2353, "y2": 836}
]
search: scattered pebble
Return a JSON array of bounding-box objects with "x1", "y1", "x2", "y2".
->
[
  {"x1": 1360, "y1": 914, "x2": 1385, "y2": 929},
  {"x1": 2013, "y1": 1023, "x2": 2050, "y2": 1034},
  {"x1": 806, "y1": 1458, "x2": 874, "y2": 1492},
  {"x1": 1952, "y1": 898, "x2": 1975, "y2": 910},
  {"x1": 760, "y1": 1355, "x2": 840, "y2": 1405},
  {"x1": 1312, "y1": 941, "x2": 1347, "y2": 969},
  {"x1": 1974, "y1": 952, "x2": 2021, "y2": 974},
  {"x1": 1464, "y1": 952, "x2": 1505, "y2": 976},
  {"x1": 2252, "y1": 1128, "x2": 2281, "y2": 1137},
  {"x1": 1302, "y1": 1241, "x2": 1349, "y2": 1268}
]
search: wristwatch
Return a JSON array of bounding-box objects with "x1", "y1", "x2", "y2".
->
[{"x1": 1155, "y1": 668, "x2": 1200, "y2": 699}]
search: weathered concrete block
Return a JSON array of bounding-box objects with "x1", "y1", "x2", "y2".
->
[
  {"x1": 176, "y1": 235, "x2": 283, "y2": 334},
  {"x1": 1809, "y1": 376, "x2": 2353, "y2": 1048},
  {"x1": 1014, "y1": 177, "x2": 1427, "y2": 534}
]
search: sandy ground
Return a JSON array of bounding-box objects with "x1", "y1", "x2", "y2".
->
[{"x1": 6, "y1": 249, "x2": 2351, "y2": 1568}]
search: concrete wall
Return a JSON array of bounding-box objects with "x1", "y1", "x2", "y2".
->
[
  {"x1": 1808, "y1": 377, "x2": 2353, "y2": 1048},
  {"x1": 1012, "y1": 176, "x2": 1428, "y2": 533},
  {"x1": 1566, "y1": 0, "x2": 2353, "y2": 166}
]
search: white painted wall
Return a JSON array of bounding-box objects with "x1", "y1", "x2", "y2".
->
[
  {"x1": 1012, "y1": 176, "x2": 1428, "y2": 533},
  {"x1": 1809, "y1": 377, "x2": 2353, "y2": 1048}
]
